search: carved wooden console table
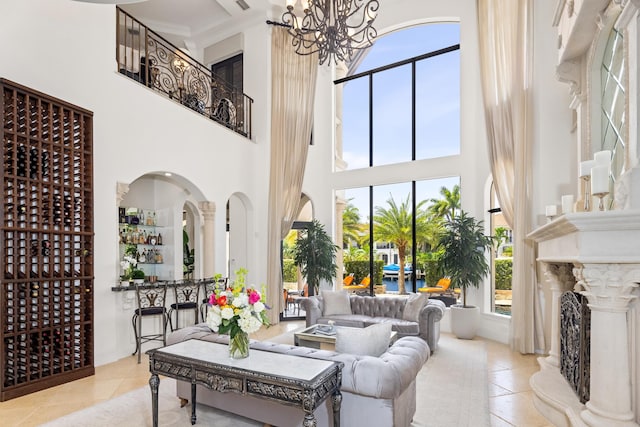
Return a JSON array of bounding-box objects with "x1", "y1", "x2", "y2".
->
[{"x1": 147, "y1": 339, "x2": 343, "y2": 427}]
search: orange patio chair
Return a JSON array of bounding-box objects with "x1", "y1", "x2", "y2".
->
[
  {"x1": 418, "y1": 277, "x2": 453, "y2": 295},
  {"x1": 343, "y1": 273, "x2": 355, "y2": 287},
  {"x1": 344, "y1": 274, "x2": 371, "y2": 293}
]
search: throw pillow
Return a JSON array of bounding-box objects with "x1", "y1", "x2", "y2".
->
[
  {"x1": 402, "y1": 293, "x2": 427, "y2": 321},
  {"x1": 335, "y1": 323, "x2": 392, "y2": 357},
  {"x1": 321, "y1": 290, "x2": 352, "y2": 316}
]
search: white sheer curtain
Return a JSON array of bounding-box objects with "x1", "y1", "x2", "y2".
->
[
  {"x1": 266, "y1": 27, "x2": 318, "y2": 323},
  {"x1": 477, "y1": 0, "x2": 544, "y2": 353}
]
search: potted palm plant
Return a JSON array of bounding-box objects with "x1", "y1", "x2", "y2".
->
[
  {"x1": 292, "y1": 219, "x2": 339, "y2": 296},
  {"x1": 439, "y1": 210, "x2": 494, "y2": 339}
]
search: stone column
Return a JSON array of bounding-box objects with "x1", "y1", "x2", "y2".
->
[
  {"x1": 575, "y1": 263, "x2": 640, "y2": 427},
  {"x1": 541, "y1": 262, "x2": 575, "y2": 368},
  {"x1": 199, "y1": 201, "x2": 216, "y2": 279}
]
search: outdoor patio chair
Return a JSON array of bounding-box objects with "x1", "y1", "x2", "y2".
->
[{"x1": 418, "y1": 277, "x2": 455, "y2": 296}]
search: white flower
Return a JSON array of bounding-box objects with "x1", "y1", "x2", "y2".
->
[
  {"x1": 238, "y1": 315, "x2": 262, "y2": 334},
  {"x1": 206, "y1": 310, "x2": 221, "y2": 332},
  {"x1": 253, "y1": 301, "x2": 265, "y2": 313},
  {"x1": 238, "y1": 307, "x2": 252, "y2": 318},
  {"x1": 232, "y1": 293, "x2": 248, "y2": 308},
  {"x1": 221, "y1": 307, "x2": 235, "y2": 320},
  {"x1": 124, "y1": 256, "x2": 137, "y2": 267}
]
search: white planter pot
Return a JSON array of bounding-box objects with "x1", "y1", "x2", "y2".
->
[
  {"x1": 450, "y1": 304, "x2": 480, "y2": 339},
  {"x1": 133, "y1": 278, "x2": 144, "y2": 284}
]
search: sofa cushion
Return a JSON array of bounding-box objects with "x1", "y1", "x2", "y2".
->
[
  {"x1": 335, "y1": 323, "x2": 392, "y2": 357},
  {"x1": 365, "y1": 317, "x2": 420, "y2": 336},
  {"x1": 321, "y1": 290, "x2": 352, "y2": 316},
  {"x1": 402, "y1": 293, "x2": 427, "y2": 321}
]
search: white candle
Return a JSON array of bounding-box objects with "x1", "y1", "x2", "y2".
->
[
  {"x1": 591, "y1": 165, "x2": 609, "y2": 195},
  {"x1": 580, "y1": 160, "x2": 596, "y2": 177},
  {"x1": 561, "y1": 195, "x2": 574, "y2": 214},
  {"x1": 545, "y1": 205, "x2": 557, "y2": 217},
  {"x1": 594, "y1": 150, "x2": 612, "y2": 166}
]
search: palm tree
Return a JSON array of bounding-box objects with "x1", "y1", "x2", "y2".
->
[
  {"x1": 373, "y1": 194, "x2": 429, "y2": 294},
  {"x1": 428, "y1": 185, "x2": 461, "y2": 222},
  {"x1": 342, "y1": 200, "x2": 363, "y2": 248},
  {"x1": 418, "y1": 215, "x2": 445, "y2": 252},
  {"x1": 344, "y1": 247, "x2": 368, "y2": 262}
]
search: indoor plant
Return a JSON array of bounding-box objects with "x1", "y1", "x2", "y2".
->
[
  {"x1": 131, "y1": 268, "x2": 146, "y2": 284},
  {"x1": 205, "y1": 268, "x2": 269, "y2": 359},
  {"x1": 439, "y1": 210, "x2": 494, "y2": 339},
  {"x1": 292, "y1": 219, "x2": 339, "y2": 296}
]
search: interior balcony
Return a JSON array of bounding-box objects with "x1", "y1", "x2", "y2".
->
[{"x1": 116, "y1": 7, "x2": 253, "y2": 139}]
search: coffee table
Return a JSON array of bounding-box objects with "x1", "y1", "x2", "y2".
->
[
  {"x1": 147, "y1": 339, "x2": 343, "y2": 427},
  {"x1": 294, "y1": 324, "x2": 398, "y2": 350}
]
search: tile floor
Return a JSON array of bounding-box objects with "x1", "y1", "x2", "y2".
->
[{"x1": 0, "y1": 320, "x2": 552, "y2": 427}]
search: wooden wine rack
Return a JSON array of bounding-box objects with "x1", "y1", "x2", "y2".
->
[{"x1": 0, "y1": 79, "x2": 94, "y2": 401}]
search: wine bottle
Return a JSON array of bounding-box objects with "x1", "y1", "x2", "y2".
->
[
  {"x1": 157, "y1": 233, "x2": 162, "y2": 245},
  {"x1": 16, "y1": 145, "x2": 26, "y2": 177},
  {"x1": 29, "y1": 147, "x2": 38, "y2": 180}
]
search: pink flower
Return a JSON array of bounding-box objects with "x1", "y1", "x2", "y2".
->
[
  {"x1": 248, "y1": 290, "x2": 261, "y2": 305},
  {"x1": 209, "y1": 294, "x2": 217, "y2": 305}
]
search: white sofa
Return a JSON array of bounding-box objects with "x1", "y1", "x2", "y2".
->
[
  {"x1": 166, "y1": 324, "x2": 430, "y2": 427},
  {"x1": 301, "y1": 293, "x2": 445, "y2": 353}
]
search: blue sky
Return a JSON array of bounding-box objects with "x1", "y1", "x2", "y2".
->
[{"x1": 340, "y1": 23, "x2": 461, "y2": 220}]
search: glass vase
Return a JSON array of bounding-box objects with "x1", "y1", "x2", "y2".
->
[{"x1": 229, "y1": 331, "x2": 250, "y2": 359}]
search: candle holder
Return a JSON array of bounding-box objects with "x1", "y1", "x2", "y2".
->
[
  {"x1": 581, "y1": 175, "x2": 591, "y2": 211},
  {"x1": 593, "y1": 191, "x2": 609, "y2": 211}
]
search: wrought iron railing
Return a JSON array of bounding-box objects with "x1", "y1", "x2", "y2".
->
[{"x1": 115, "y1": 8, "x2": 252, "y2": 138}]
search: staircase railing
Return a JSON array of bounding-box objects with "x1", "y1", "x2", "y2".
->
[{"x1": 116, "y1": 7, "x2": 252, "y2": 138}]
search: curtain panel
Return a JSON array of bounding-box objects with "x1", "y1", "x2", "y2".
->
[
  {"x1": 477, "y1": 0, "x2": 544, "y2": 353},
  {"x1": 266, "y1": 27, "x2": 318, "y2": 323}
]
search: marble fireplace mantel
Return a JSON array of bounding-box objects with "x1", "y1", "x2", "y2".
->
[{"x1": 528, "y1": 210, "x2": 640, "y2": 427}]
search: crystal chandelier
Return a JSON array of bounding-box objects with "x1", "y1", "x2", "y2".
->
[{"x1": 282, "y1": 0, "x2": 379, "y2": 65}]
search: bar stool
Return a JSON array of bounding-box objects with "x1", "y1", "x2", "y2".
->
[
  {"x1": 168, "y1": 280, "x2": 200, "y2": 331},
  {"x1": 200, "y1": 276, "x2": 228, "y2": 322},
  {"x1": 132, "y1": 282, "x2": 169, "y2": 364}
]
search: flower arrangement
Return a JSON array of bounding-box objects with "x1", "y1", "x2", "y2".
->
[
  {"x1": 120, "y1": 244, "x2": 145, "y2": 282},
  {"x1": 120, "y1": 255, "x2": 137, "y2": 281},
  {"x1": 206, "y1": 268, "x2": 269, "y2": 358}
]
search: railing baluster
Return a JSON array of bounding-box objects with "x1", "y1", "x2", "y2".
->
[{"x1": 115, "y1": 7, "x2": 252, "y2": 139}]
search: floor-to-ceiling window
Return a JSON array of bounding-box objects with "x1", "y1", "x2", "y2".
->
[{"x1": 337, "y1": 23, "x2": 461, "y2": 294}]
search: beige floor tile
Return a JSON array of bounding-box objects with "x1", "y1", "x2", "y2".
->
[
  {"x1": 18, "y1": 400, "x2": 96, "y2": 426},
  {"x1": 56, "y1": 378, "x2": 123, "y2": 402},
  {"x1": 489, "y1": 382, "x2": 513, "y2": 398},
  {"x1": 490, "y1": 391, "x2": 549, "y2": 427},
  {"x1": 490, "y1": 413, "x2": 514, "y2": 427},
  {"x1": 113, "y1": 377, "x2": 152, "y2": 396},
  {"x1": 489, "y1": 365, "x2": 539, "y2": 393}
]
